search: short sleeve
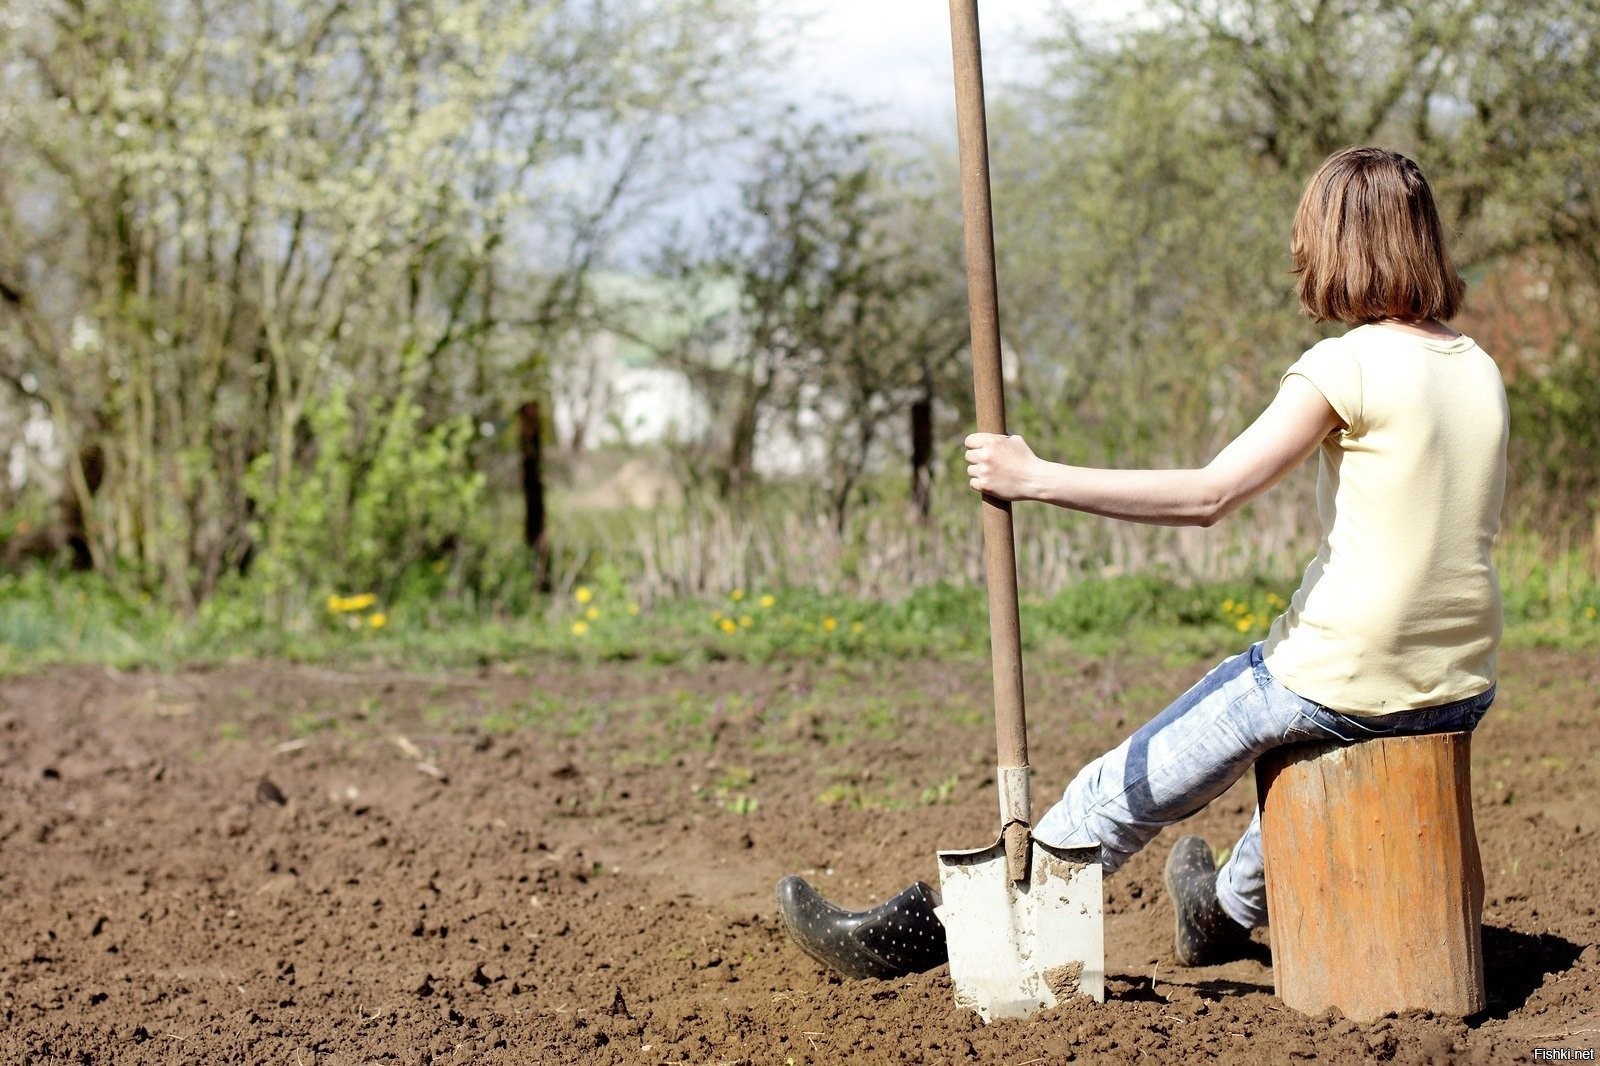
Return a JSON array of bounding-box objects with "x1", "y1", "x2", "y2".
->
[{"x1": 1282, "y1": 337, "x2": 1362, "y2": 434}]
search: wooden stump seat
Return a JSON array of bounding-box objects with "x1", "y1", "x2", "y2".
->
[{"x1": 1254, "y1": 731, "x2": 1485, "y2": 1021}]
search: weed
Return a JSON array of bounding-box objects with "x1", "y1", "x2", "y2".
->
[
  {"x1": 722, "y1": 795, "x2": 759, "y2": 815},
  {"x1": 694, "y1": 771, "x2": 761, "y2": 815},
  {"x1": 814, "y1": 768, "x2": 901, "y2": 810},
  {"x1": 858, "y1": 699, "x2": 897, "y2": 738},
  {"x1": 611, "y1": 749, "x2": 672, "y2": 770},
  {"x1": 715, "y1": 767, "x2": 756, "y2": 791},
  {"x1": 289, "y1": 710, "x2": 336, "y2": 736},
  {"x1": 559, "y1": 704, "x2": 608, "y2": 738},
  {"x1": 816, "y1": 782, "x2": 861, "y2": 808},
  {"x1": 918, "y1": 774, "x2": 959, "y2": 806},
  {"x1": 478, "y1": 710, "x2": 527, "y2": 736}
]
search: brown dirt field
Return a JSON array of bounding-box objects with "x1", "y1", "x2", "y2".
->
[{"x1": 1, "y1": 647, "x2": 1596, "y2": 1064}]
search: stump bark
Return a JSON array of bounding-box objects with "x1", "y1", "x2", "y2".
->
[{"x1": 1255, "y1": 731, "x2": 1485, "y2": 1021}]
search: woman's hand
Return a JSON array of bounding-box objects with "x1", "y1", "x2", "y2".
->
[{"x1": 964, "y1": 433, "x2": 1043, "y2": 502}]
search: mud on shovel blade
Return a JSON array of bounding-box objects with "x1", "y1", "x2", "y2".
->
[
  {"x1": 939, "y1": 0, "x2": 1104, "y2": 1022},
  {"x1": 935, "y1": 771, "x2": 1104, "y2": 1021}
]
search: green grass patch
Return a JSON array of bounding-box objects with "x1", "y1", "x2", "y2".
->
[{"x1": 3, "y1": 559, "x2": 1598, "y2": 676}]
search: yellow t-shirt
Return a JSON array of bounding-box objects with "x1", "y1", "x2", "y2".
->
[{"x1": 1262, "y1": 324, "x2": 1508, "y2": 715}]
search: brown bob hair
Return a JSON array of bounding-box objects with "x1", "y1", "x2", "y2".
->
[{"x1": 1290, "y1": 147, "x2": 1465, "y2": 324}]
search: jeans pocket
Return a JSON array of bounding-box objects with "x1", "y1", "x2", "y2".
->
[
  {"x1": 1261, "y1": 675, "x2": 1350, "y2": 744},
  {"x1": 1295, "y1": 704, "x2": 1364, "y2": 744}
]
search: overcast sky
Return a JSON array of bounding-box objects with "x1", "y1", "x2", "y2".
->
[
  {"x1": 788, "y1": 0, "x2": 1065, "y2": 125},
  {"x1": 624, "y1": 3, "x2": 1105, "y2": 263}
]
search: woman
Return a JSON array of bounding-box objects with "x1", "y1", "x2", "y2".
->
[{"x1": 776, "y1": 146, "x2": 1509, "y2": 980}]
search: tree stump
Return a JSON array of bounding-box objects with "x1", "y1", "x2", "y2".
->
[{"x1": 1255, "y1": 731, "x2": 1485, "y2": 1021}]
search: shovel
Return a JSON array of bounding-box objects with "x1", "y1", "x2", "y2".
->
[{"x1": 933, "y1": 0, "x2": 1104, "y2": 1022}]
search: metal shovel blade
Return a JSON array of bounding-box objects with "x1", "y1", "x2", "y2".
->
[{"x1": 935, "y1": 837, "x2": 1104, "y2": 1021}]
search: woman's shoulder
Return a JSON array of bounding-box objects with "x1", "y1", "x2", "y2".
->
[{"x1": 1287, "y1": 331, "x2": 1360, "y2": 377}]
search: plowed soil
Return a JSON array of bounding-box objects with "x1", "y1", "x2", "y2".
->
[{"x1": 1, "y1": 647, "x2": 1595, "y2": 1063}]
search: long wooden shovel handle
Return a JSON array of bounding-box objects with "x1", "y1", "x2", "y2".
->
[{"x1": 948, "y1": 0, "x2": 1031, "y2": 877}]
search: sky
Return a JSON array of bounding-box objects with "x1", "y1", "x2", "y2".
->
[
  {"x1": 620, "y1": 1, "x2": 1106, "y2": 264},
  {"x1": 789, "y1": 0, "x2": 1066, "y2": 124}
]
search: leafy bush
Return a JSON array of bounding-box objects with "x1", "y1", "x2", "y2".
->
[{"x1": 243, "y1": 386, "x2": 484, "y2": 626}]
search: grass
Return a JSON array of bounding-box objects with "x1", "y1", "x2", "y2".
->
[{"x1": 3, "y1": 548, "x2": 1599, "y2": 677}]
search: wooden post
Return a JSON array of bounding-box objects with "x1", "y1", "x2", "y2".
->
[
  {"x1": 910, "y1": 393, "x2": 934, "y2": 523},
  {"x1": 519, "y1": 400, "x2": 551, "y2": 593},
  {"x1": 1255, "y1": 731, "x2": 1486, "y2": 1021}
]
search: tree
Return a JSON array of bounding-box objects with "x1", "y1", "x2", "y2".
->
[
  {"x1": 987, "y1": 0, "x2": 1600, "y2": 540},
  {"x1": 987, "y1": 22, "x2": 1316, "y2": 472},
  {"x1": 0, "y1": 0, "x2": 775, "y2": 610},
  {"x1": 661, "y1": 116, "x2": 967, "y2": 529},
  {"x1": 1156, "y1": 0, "x2": 1600, "y2": 536}
]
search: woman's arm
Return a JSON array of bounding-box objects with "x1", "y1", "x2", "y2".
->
[{"x1": 964, "y1": 376, "x2": 1342, "y2": 527}]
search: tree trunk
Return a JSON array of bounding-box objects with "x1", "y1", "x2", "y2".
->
[
  {"x1": 722, "y1": 389, "x2": 760, "y2": 499},
  {"x1": 62, "y1": 445, "x2": 105, "y2": 572},
  {"x1": 1255, "y1": 731, "x2": 1485, "y2": 1021}
]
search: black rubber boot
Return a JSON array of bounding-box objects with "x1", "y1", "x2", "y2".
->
[
  {"x1": 775, "y1": 876, "x2": 948, "y2": 980},
  {"x1": 1164, "y1": 835, "x2": 1253, "y2": 966}
]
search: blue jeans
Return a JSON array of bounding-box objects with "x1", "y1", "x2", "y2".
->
[{"x1": 1032, "y1": 643, "x2": 1494, "y2": 928}]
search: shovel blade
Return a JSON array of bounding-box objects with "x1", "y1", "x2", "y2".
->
[{"x1": 934, "y1": 836, "x2": 1103, "y2": 1021}]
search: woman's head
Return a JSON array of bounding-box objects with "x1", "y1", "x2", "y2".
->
[{"x1": 1291, "y1": 147, "x2": 1464, "y2": 324}]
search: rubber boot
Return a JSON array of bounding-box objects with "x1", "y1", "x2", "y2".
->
[
  {"x1": 1164, "y1": 835, "x2": 1253, "y2": 966},
  {"x1": 775, "y1": 876, "x2": 948, "y2": 980}
]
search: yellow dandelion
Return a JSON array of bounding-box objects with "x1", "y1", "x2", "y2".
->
[
  {"x1": 1586, "y1": 606, "x2": 1597, "y2": 620},
  {"x1": 758, "y1": 594, "x2": 775, "y2": 609},
  {"x1": 851, "y1": 621, "x2": 864, "y2": 634},
  {"x1": 347, "y1": 593, "x2": 376, "y2": 612},
  {"x1": 368, "y1": 612, "x2": 387, "y2": 629},
  {"x1": 730, "y1": 588, "x2": 746, "y2": 602},
  {"x1": 627, "y1": 602, "x2": 641, "y2": 616},
  {"x1": 585, "y1": 605, "x2": 600, "y2": 621},
  {"x1": 571, "y1": 620, "x2": 589, "y2": 636},
  {"x1": 719, "y1": 617, "x2": 738, "y2": 634},
  {"x1": 711, "y1": 610, "x2": 725, "y2": 622},
  {"x1": 327, "y1": 594, "x2": 344, "y2": 613},
  {"x1": 1267, "y1": 592, "x2": 1286, "y2": 608},
  {"x1": 739, "y1": 615, "x2": 754, "y2": 628},
  {"x1": 822, "y1": 617, "x2": 838, "y2": 632},
  {"x1": 574, "y1": 586, "x2": 593, "y2": 605},
  {"x1": 1235, "y1": 618, "x2": 1251, "y2": 632},
  {"x1": 1222, "y1": 599, "x2": 1236, "y2": 614}
]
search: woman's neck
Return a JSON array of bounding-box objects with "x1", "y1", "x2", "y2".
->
[{"x1": 1372, "y1": 318, "x2": 1462, "y2": 341}]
